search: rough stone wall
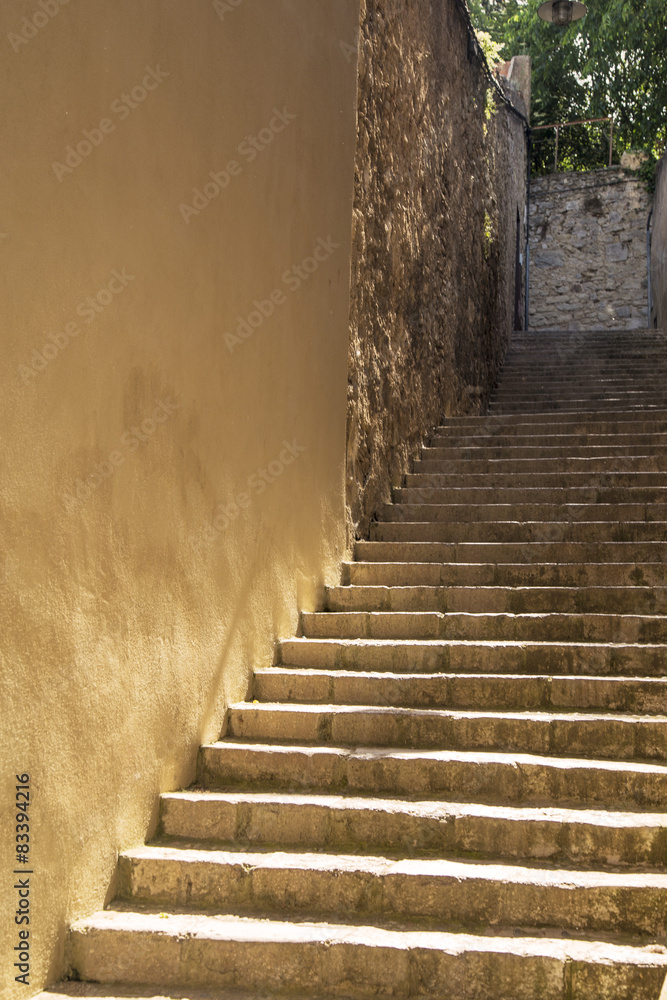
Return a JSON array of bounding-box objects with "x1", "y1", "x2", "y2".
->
[
  {"x1": 529, "y1": 168, "x2": 651, "y2": 330},
  {"x1": 650, "y1": 156, "x2": 667, "y2": 331},
  {"x1": 347, "y1": 0, "x2": 528, "y2": 538}
]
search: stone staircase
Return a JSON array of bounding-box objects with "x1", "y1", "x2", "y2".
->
[{"x1": 44, "y1": 329, "x2": 667, "y2": 1000}]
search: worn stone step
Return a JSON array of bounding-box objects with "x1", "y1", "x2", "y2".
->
[
  {"x1": 499, "y1": 367, "x2": 667, "y2": 378},
  {"x1": 488, "y1": 402, "x2": 667, "y2": 413},
  {"x1": 36, "y1": 989, "x2": 372, "y2": 1000},
  {"x1": 432, "y1": 409, "x2": 667, "y2": 428},
  {"x1": 394, "y1": 486, "x2": 667, "y2": 505},
  {"x1": 494, "y1": 378, "x2": 667, "y2": 389},
  {"x1": 278, "y1": 637, "x2": 667, "y2": 677},
  {"x1": 499, "y1": 372, "x2": 667, "y2": 380},
  {"x1": 37, "y1": 989, "x2": 324, "y2": 1000},
  {"x1": 253, "y1": 667, "x2": 667, "y2": 714},
  {"x1": 355, "y1": 539, "x2": 667, "y2": 565},
  {"x1": 380, "y1": 502, "x2": 667, "y2": 523},
  {"x1": 66, "y1": 908, "x2": 667, "y2": 1000},
  {"x1": 499, "y1": 358, "x2": 667, "y2": 366},
  {"x1": 300, "y1": 610, "x2": 667, "y2": 643},
  {"x1": 226, "y1": 703, "x2": 667, "y2": 764},
  {"x1": 198, "y1": 741, "x2": 667, "y2": 809},
  {"x1": 503, "y1": 354, "x2": 667, "y2": 364},
  {"x1": 405, "y1": 472, "x2": 667, "y2": 489},
  {"x1": 414, "y1": 455, "x2": 667, "y2": 474},
  {"x1": 345, "y1": 560, "x2": 667, "y2": 588},
  {"x1": 509, "y1": 333, "x2": 666, "y2": 339},
  {"x1": 504, "y1": 354, "x2": 667, "y2": 364},
  {"x1": 325, "y1": 584, "x2": 667, "y2": 615},
  {"x1": 118, "y1": 844, "x2": 667, "y2": 939},
  {"x1": 430, "y1": 432, "x2": 667, "y2": 449},
  {"x1": 369, "y1": 521, "x2": 667, "y2": 544},
  {"x1": 491, "y1": 395, "x2": 667, "y2": 407},
  {"x1": 158, "y1": 788, "x2": 667, "y2": 865},
  {"x1": 498, "y1": 372, "x2": 667, "y2": 383},
  {"x1": 422, "y1": 444, "x2": 667, "y2": 460},
  {"x1": 508, "y1": 340, "x2": 666, "y2": 348},
  {"x1": 493, "y1": 387, "x2": 667, "y2": 400},
  {"x1": 431, "y1": 420, "x2": 667, "y2": 441}
]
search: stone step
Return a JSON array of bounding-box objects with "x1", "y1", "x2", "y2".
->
[
  {"x1": 494, "y1": 385, "x2": 667, "y2": 398},
  {"x1": 502, "y1": 354, "x2": 667, "y2": 363},
  {"x1": 158, "y1": 787, "x2": 667, "y2": 864},
  {"x1": 227, "y1": 702, "x2": 667, "y2": 765},
  {"x1": 508, "y1": 333, "x2": 667, "y2": 339},
  {"x1": 498, "y1": 361, "x2": 667, "y2": 368},
  {"x1": 492, "y1": 393, "x2": 667, "y2": 405},
  {"x1": 199, "y1": 740, "x2": 667, "y2": 809},
  {"x1": 118, "y1": 844, "x2": 667, "y2": 939},
  {"x1": 504, "y1": 350, "x2": 667, "y2": 361},
  {"x1": 414, "y1": 455, "x2": 667, "y2": 474},
  {"x1": 66, "y1": 908, "x2": 667, "y2": 1000},
  {"x1": 431, "y1": 419, "x2": 667, "y2": 440},
  {"x1": 278, "y1": 637, "x2": 667, "y2": 677},
  {"x1": 494, "y1": 377, "x2": 667, "y2": 387},
  {"x1": 509, "y1": 329, "x2": 664, "y2": 338},
  {"x1": 504, "y1": 353, "x2": 667, "y2": 363},
  {"x1": 430, "y1": 432, "x2": 667, "y2": 448},
  {"x1": 499, "y1": 358, "x2": 667, "y2": 366},
  {"x1": 499, "y1": 371, "x2": 667, "y2": 379},
  {"x1": 488, "y1": 402, "x2": 667, "y2": 413},
  {"x1": 506, "y1": 338, "x2": 667, "y2": 345},
  {"x1": 369, "y1": 521, "x2": 667, "y2": 544},
  {"x1": 498, "y1": 372, "x2": 667, "y2": 383},
  {"x1": 253, "y1": 666, "x2": 667, "y2": 713},
  {"x1": 404, "y1": 471, "x2": 667, "y2": 488},
  {"x1": 490, "y1": 403, "x2": 667, "y2": 413},
  {"x1": 345, "y1": 560, "x2": 667, "y2": 588},
  {"x1": 499, "y1": 369, "x2": 667, "y2": 379},
  {"x1": 380, "y1": 502, "x2": 667, "y2": 523},
  {"x1": 325, "y1": 584, "x2": 667, "y2": 615},
  {"x1": 354, "y1": 539, "x2": 667, "y2": 564},
  {"x1": 394, "y1": 486, "x2": 667, "y2": 504},
  {"x1": 422, "y1": 444, "x2": 667, "y2": 460},
  {"x1": 38, "y1": 989, "x2": 326, "y2": 1000},
  {"x1": 432, "y1": 409, "x2": 667, "y2": 428},
  {"x1": 300, "y1": 610, "x2": 667, "y2": 643}
]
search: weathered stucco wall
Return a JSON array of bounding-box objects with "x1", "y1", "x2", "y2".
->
[
  {"x1": 346, "y1": 0, "x2": 528, "y2": 537},
  {"x1": 0, "y1": 2, "x2": 359, "y2": 996},
  {"x1": 651, "y1": 156, "x2": 667, "y2": 331},
  {"x1": 529, "y1": 168, "x2": 651, "y2": 330}
]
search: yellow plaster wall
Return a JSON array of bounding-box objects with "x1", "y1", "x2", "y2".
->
[{"x1": 0, "y1": 1, "x2": 360, "y2": 994}]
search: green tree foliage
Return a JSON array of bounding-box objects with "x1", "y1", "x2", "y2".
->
[{"x1": 467, "y1": 0, "x2": 667, "y2": 173}]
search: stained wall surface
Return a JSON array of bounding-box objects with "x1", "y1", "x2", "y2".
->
[
  {"x1": 0, "y1": 2, "x2": 360, "y2": 996},
  {"x1": 346, "y1": 0, "x2": 528, "y2": 537},
  {"x1": 529, "y1": 168, "x2": 651, "y2": 331}
]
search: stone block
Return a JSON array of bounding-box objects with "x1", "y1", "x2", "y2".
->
[
  {"x1": 534, "y1": 252, "x2": 564, "y2": 267},
  {"x1": 606, "y1": 242, "x2": 629, "y2": 262}
]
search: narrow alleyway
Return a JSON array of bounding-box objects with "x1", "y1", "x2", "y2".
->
[{"x1": 44, "y1": 328, "x2": 667, "y2": 999}]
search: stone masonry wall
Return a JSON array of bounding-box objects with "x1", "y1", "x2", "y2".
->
[
  {"x1": 650, "y1": 155, "x2": 667, "y2": 332},
  {"x1": 347, "y1": 0, "x2": 528, "y2": 538},
  {"x1": 529, "y1": 168, "x2": 651, "y2": 330}
]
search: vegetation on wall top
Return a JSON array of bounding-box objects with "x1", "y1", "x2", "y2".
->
[{"x1": 468, "y1": 0, "x2": 667, "y2": 175}]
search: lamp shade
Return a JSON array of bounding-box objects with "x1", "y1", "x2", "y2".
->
[{"x1": 538, "y1": 0, "x2": 588, "y2": 23}]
